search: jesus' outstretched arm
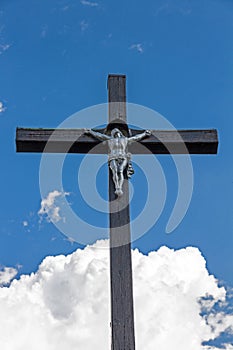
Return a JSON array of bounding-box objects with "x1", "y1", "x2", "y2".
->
[
  {"x1": 84, "y1": 128, "x2": 111, "y2": 141},
  {"x1": 128, "y1": 130, "x2": 151, "y2": 144}
]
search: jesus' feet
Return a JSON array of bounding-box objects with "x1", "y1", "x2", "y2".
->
[{"x1": 115, "y1": 188, "x2": 123, "y2": 197}]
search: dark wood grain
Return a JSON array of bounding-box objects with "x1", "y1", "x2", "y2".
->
[
  {"x1": 108, "y1": 75, "x2": 136, "y2": 350},
  {"x1": 16, "y1": 128, "x2": 218, "y2": 154},
  {"x1": 16, "y1": 128, "x2": 107, "y2": 153},
  {"x1": 108, "y1": 74, "x2": 126, "y2": 124}
]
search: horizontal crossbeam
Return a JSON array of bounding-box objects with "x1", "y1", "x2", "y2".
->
[{"x1": 16, "y1": 128, "x2": 218, "y2": 154}]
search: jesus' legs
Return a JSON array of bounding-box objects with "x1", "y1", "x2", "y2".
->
[
  {"x1": 117, "y1": 159, "x2": 127, "y2": 196},
  {"x1": 109, "y1": 159, "x2": 127, "y2": 197},
  {"x1": 109, "y1": 160, "x2": 118, "y2": 193}
]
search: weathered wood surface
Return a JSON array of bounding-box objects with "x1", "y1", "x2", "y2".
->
[
  {"x1": 16, "y1": 128, "x2": 218, "y2": 154},
  {"x1": 108, "y1": 75, "x2": 136, "y2": 350},
  {"x1": 108, "y1": 74, "x2": 126, "y2": 124}
]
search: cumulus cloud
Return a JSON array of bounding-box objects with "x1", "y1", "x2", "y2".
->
[
  {"x1": 0, "y1": 241, "x2": 232, "y2": 349},
  {"x1": 129, "y1": 43, "x2": 144, "y2": 53},
  {"x1": 80, "y1": 0, "x2": 98, "y2": 7},
  {"x1": 38, "y1": 190, "x2": 70, "y2": 223},
  {"x1": 0, "y1": 267, "x2": 17, "y2": 286}
]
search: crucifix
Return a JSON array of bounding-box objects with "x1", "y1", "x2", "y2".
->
[{"x1": 16, "y1": 74, "x2": 218, "y2": 349}]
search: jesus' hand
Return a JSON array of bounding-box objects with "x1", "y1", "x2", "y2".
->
[{"x1": 145, "y1": 130, "x2": 151, "y2": 136}]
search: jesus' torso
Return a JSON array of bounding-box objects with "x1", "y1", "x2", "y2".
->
[{"x1": 108, "y1": 137, "x2": 128, "y2": 159}]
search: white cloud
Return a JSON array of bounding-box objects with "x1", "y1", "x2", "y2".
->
[
  {"x1": 80, "y1": 0, "x2": 98, "y2": 7},
  {"x1": 61, "y1": 5, "x2": 71, "y2": 11},
  {"x1": 0, "y1": 101, "x2": 6, "y2": 113},
  {"x1": 154, "y1": 3, "x2": 192, "y2": 16},
  {"x1": 0, "y1": 241, "x2": 232, "y2": 349},
  {"x1": 38, "y1": 190, "x2": 70, "y2": 223},
  {"x1": 80, "y1": 20, "x2": 89, "y2": 32},
  {"x1": 154, "y1": 3, "x2": 169, "y2": 16},
  {"x1": 16, "y1": 264, "x2": 23, "y2": 270},
  {"x1": 22, "y1": 221, "x2": 28, "y2": 227},
  {"x1": 0, "y1": 267, "x2": 17, "y2": 286},
  {"x1": 129, "y1": 43, "x2": 144, "y2": 53},
  {"x1": 0, "y1": 43, "x2": 11, "y2": 55}
]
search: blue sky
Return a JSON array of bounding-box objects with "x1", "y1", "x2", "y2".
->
[{"x1": 0, "y1": 0, "x2": 233, "y2": 345}]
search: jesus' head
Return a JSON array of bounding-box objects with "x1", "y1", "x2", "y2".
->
[{"x1": 111, "y1": 128, "x2": 123, "y2": 138}]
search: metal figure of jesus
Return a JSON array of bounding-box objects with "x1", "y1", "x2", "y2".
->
[{"x1": 85, "y1": 127, "x2": 151, "y2": 196}]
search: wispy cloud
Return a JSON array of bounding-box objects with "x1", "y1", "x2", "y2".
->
[
  {"x1": 80, "y1": 0, "x2": 98, "y2": 7},
  {"x1": 80, "y1": 20, "x2": 89, "y2": 32},
  {"x1": 40, "y1": 25, "x2": 48, "y2": 38},
  {"x1": 61, "y1": 5, "x2": 71, "y2": 11},
  {"x1": 0, "y1": 24, "x2": 12, "y2": 56},
  {"x1": 0, "y1": 43, "x2": 11, "y2": 55},
  {"x1": 38, "y1": 190, "x2": 70, "y2": 223},
  {"x1": 155, "y1": 3, "x2": 192, "y2": 16},
  {"x1": 129, "y1": 43, "x2": 144, "y2": 54},
  {"x1": 154, "y1": 3, "x2": 169, "y2": 16},
  {"x1": 0, "y1": 101, "x2": 6, "y2": 113}
]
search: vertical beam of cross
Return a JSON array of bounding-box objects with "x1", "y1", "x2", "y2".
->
[{"x1": 108, "y1": 75, "x2": 135, "y2": 350}]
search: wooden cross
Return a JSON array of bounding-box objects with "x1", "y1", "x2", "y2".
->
[{"x1": 16, "y1": 74, "x2": 218, "y2": 350}]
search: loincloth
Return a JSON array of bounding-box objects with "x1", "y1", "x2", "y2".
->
[
  {"x1": 108, "y1": 153, "x2": 134, "y2": 178},
  {"x1": 108, "y1": 152, "x2": 131, "y2": 162}
]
